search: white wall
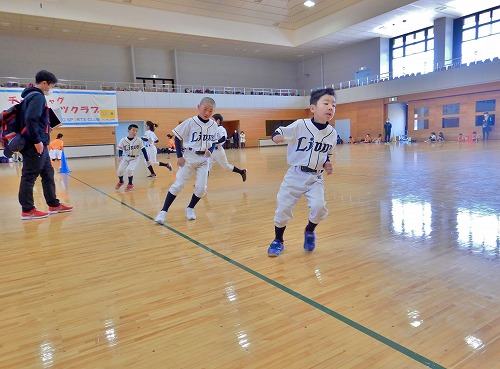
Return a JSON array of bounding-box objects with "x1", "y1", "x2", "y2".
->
[
  {"x1": 323, "y1": 38, "x2": 381, "y2": 85},
  {"x1": 116, "y1": 91, "x2": 309, "y2": 109},
  {"x1": 296, "y1": 38, "x2": 382, "y2": 91},
  {"x1": 175, "y1": 52, "x2": 297, "y2": 88},
  {"x1": 0, "y1": 34, "x2": 299, "y2": 89},
  {"x1": 0, "y1": 32, "x2": 383, "y2": 91},
  {"x1": 296, "y1": 57, "x2": 323, "y2": 92},
  {"x1": 133, "y1": 47, "x2": 175, "y2": 80},
  {"x1": 0, "y1": 35, "x2": 132, "y2": 82}
]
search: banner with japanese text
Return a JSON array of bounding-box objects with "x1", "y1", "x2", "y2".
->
[{"x1": 0, "y1": 89, "x2": 118, "y2": 126}]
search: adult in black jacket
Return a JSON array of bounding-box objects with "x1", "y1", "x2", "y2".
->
[
  {"x1": 232, "y1": 130, "x2": 240, "y2": 149},
  {"x1": 19, "y1": 70, "x2": 73, "y2": 219},
  {"x1": 384, "y1": 118, "x2": 392, "y2": 143}
]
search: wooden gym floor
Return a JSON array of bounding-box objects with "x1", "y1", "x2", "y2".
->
[{"x1": 0, "y1": 141, "x2": 499, "y2": 369}]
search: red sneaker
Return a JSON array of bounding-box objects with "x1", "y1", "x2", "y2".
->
[
  {"x1": 21, "y1": 208, "x2": 49, "y2": 220},
  {"x1": 115, "y1": 181, "x2": 124, "y2": 190},
  {"x1": 125, "y1": 184, "x2": 134, "y2": 191},
  {"x1": 48, "y1": 203, "x2": 74, "y2": 214}
]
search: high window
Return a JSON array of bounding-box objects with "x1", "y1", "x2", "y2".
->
[
  {"x1": 459, "y1": 6, "x2": 500, "y2": 64},
  {"x1": 390, "y1": 27, "x2": 434, "y2": 78}
]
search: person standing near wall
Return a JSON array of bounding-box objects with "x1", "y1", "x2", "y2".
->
[
  {"x1": 482, "y1": 112, "x2": 491, "y2": 141},
  {"x1": 19, "y1": 70, "x2": 73, "y2": 219},
  {"x1": 384, "y1": 118, "x2": 392, "y2": 143},
  {"x1": 240, "y1": 131, "x2": 246, "y2": 148},
  {"x1": 232, "y1": 130, "x2": 240, "y2": 149}
]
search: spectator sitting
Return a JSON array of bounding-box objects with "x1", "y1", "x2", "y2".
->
[
  {"x1": 437, "y1": 132, "x2": 445, "y2": 141},
  {"x1": 458, "y1": 133, "x2": 467, "y2": 142},
  {"x1": 372, "y1": 134, "x2": 382, "y2": 143},
  {"x1": 348, "y1": 136, "x2": 356, "y2": 144},
  {"x1": 471, "y1": 131, "x2": 478, "y2": 141},
  {"x1": 336, "y1": 135, "x2": 344, "y2": 144},
  {"x1": 362, "y1": 134, "x2": 371, "y2": 143},
  {"x1": 426, "y1": 132, "x2": 437, "y2": 142}
]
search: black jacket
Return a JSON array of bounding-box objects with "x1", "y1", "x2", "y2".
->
[{"x1": 21, "y1": 87, "x2": 49, "y2": 145}]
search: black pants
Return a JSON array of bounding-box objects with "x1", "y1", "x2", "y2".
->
[
  {"x1": 385, "y1": 132, "x2": 391, "y2": 142},
  {"x1": 19, "y1": 145, "x2": 59, "y2": 212},
  {"x1": 482, "y1": 126, "x2": 490, "y2": 140}
]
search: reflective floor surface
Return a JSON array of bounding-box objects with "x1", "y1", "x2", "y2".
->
[{"x1": 0, "y1": 140, "x2": 499, "y2": 368}]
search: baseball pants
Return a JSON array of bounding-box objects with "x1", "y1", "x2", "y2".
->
[
  {"x1": 117, "y1": 156, "x2": 140, "y2": 177},
  {"x1": 145, "y1": 145, "x2": 158, "y2": 165},
  {"x1": 274, "y1": 166, "x2": 328, "y2": 228},
  {"x1": 208, "y1": 146, "x2": 234, "y2": 171},
  {"x1": 169, "y1": 150, "x2": 209, "y2": 198}
]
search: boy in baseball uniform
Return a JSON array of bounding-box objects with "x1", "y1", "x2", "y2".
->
[
  {"x1": 268, "y1": 88, "x2": 337, "y2": 257},
  {"x1": 208, "y1": 113, "x2": 247, "y2": 182},
  {"x1": 154, "y1": 97, "x2": 218, "y2": 225},
  {"x1": 115, "y1": 124, "x2": 151, "y2": 191}
]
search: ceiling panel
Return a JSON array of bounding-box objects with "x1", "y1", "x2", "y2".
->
[{"x1": 0, "y1": 0, "x2": 497, "y2": 61}]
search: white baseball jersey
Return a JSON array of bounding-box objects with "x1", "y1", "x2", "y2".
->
[
  {"x1": 141, "y1": 130, "x2": 158, "y2": 164},
  {"x1": 142, "y1": 130, "x2": 158, "y2": 147},
  {"x1": 273, "y1": 119, "x2": 336, "y2": 228},
  {"x1": 216, "y1": 125, "x2": 228, "y2": 146},
  {"x1": 173, "y1": 116, "x2": 217, "y2": 151},
  {"x1": 117, "y1": 136, "x2": 144, "y2": 157},
  {"x1": 276, "y1": 119, "x2": 336, "y2": 170},
  {"x1": 208, "y1": 124, "x2": 234, "y2": 171}
]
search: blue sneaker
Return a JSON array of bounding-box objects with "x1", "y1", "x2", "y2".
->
[
  {"x1": 268, "y1": 239, "x2": 284, "y2": 257},
  {"x1": 304, "y1": 231, "x2": 316, "y2": 252}
]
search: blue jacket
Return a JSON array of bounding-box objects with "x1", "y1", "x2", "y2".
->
[{"x1": 21, "y1": 87, "x2": 49, "y2": 145}]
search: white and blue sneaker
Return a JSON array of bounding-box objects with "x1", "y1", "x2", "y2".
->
[
  {"x1": 304, "y1": 231, "x2": 316, "y2": 252},
  {"x1": 268, "y1": 239, "x2": 284, "y2": 257}
]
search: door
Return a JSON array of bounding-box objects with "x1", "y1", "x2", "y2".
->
[
  {"x1": 222, "y1": 120, "x2": 240, "y2": 148},
  {"x1": 387, "y1": 103, "x2": 408, "y2": 140},
  {"x1": 334, "y1": 119, "x2": 350, "y2": 142}
]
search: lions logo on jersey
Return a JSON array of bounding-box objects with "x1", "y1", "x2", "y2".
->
[{"x1": 296, "y1": 137, "x2": 333, "y2": 153}]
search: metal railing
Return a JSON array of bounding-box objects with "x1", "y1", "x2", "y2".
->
[
  {"x1": 0, "y1": 77, "x2": 305, "y2": 96},
  {"x1": 2, "y1": 55, "x2": 497, "y2": 94},
  {"x1": 330, "y1": 56, "x2": 499, "y2": 91}
]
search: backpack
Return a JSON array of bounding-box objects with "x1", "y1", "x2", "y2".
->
[{"x1": 1, "y1": 91, "x2": 39, "y2": 152}]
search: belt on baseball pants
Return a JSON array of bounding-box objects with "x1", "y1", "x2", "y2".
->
[
  {"x1": 127, "y1": 155, "x2": 137, "y2": 158},
  {"x1": 188, "y1": 148, "x2": 205, "y2": 155},
  {"x1": 300, "y1": 166, "x2": 322, "y2": 173}
]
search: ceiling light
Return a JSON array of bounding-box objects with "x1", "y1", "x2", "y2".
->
[{"x1": 304, "y1": 1, "x2": 315, "y2": 7}]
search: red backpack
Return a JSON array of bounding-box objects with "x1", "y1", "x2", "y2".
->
[{"x1": 1, "y1": 91, "x2": 39, "y2": 151}]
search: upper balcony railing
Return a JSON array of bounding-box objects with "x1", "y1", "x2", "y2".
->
[
  {"x1": 332, "y1": 56, "x2": 499, "y2": 90},
  {"x1": 1, "y1": 55, "x2": 497, "y2": 95},
  {"x1": 0, "y1": 78, "x2": 306, "y2": 97}
]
